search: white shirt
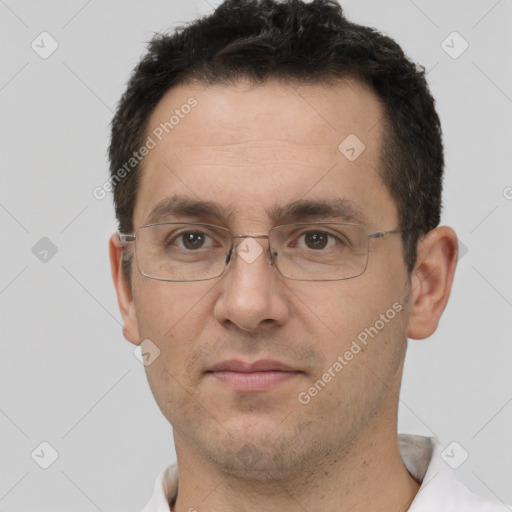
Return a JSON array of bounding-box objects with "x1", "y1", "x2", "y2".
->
[{"x1": 141, "y1": 433, "x2": 509, "y2": 511}]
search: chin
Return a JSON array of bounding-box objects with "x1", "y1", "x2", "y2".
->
[
  {"x1": 196, "y1": 419, "x2": 323, "y2": 482},
  {"x1": 208, "y1": 443, "x2": 306, "y2": 481}
]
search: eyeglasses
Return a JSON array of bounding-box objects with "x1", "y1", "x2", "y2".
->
[{"x1": 118, "y1": 222, "x2": 402, "y2": 282}]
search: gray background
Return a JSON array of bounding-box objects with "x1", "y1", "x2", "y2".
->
[{"x1": 1, "y1": 0, "x2": 511, "y2": 510}]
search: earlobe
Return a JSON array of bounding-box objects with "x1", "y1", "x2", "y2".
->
[
  {"x1": 407, "y1": 226, "x2": 458, "y2": 340},
  {"x1": 108, "y1": 233, "x2": 141, "y2": 346}
]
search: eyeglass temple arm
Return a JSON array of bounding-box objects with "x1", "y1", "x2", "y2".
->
[
  {"x1": 368, "y1": 228, "x2": 402, "y2": 239},
  {"x1": 118, "y1": 233, "x2": 136, "y2": 244}
]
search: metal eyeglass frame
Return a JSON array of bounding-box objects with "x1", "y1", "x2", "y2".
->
[{"x1": 118, "y1": 221, "x2": 403, "y2": 282}]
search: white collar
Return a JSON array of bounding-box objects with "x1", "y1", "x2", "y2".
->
[{"x1": 141, "y1": 433, "x2": 508, "y2": 512}]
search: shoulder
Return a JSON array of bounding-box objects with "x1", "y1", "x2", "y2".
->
[
  {"x1": 140, "y1": 463, "x2": 179, "y2": 512},
  {"x1": 399, "y1": 434, "x2": 510, "y2": 512}
]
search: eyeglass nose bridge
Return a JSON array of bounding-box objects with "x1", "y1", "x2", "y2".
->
[
  {"x1": 224, "y1": 233, "x2": 274, "y2": 267},
  {"x1": 233, "y1": 234, "x2": 270, "y2": 240}
]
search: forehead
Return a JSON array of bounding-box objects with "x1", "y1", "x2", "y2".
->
[{"x1": 134, "y1": 77, "x2": 396, "y2": 230}]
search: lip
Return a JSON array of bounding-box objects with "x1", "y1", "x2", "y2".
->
[
  {"x1": 206, "y1": 359, "x2": 302, "y2": 392},
  {"x1": 208, "y1": 359, "x2": 298, "y2": 373}
]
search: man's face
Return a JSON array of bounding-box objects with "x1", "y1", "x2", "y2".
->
[{"x1": 124, "y1": 78, "x2": 412, "y2": 478}]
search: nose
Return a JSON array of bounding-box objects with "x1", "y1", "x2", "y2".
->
[{"x1": 213, "y1": 237, "x2": 290, "y2": 333}]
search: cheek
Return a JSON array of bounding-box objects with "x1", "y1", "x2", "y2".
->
[
  {"x1": 133, "y1": 280, "x2": 169, "y2": 338},
  {"x1": 135, "y1": 282, "x2": 208, "y2": 417},
  {"x1": 295, "y1": 279, "x2": 398, "y2": 340},
  {"x1": 132, "y1": 279, "x2": 214, "y2": 380},
  {"x1": 308, "y1": 286, "x2": 408, "y2": 400},
  {"x1": 134, "y1": 278, "x2": 205, "y2": 334},
  {"x1": 301, "y1": 269, "x2": 408, "y2": 363}
]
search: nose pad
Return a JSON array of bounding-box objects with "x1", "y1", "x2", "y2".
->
[{"x1": 225, "y1": 247, "x2": 233, "y2": 265}]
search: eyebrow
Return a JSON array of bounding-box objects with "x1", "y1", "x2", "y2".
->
[
  {"x1": 146, "y1": 196, "x2": 230, "y2": 225},
  {"x1": 144, "y1": 195, "x2": 370, "y2": 227},
  {"x1": 267, "y1": 198, "x2": 370, "y2": 226}
]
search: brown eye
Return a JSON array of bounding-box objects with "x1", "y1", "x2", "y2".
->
[
  {"x1": 180, "y1": 231, "x2": 207, "y2": 250},
  {"x1": 303, "y1": 231, "x2": 329, "y2": 250}
]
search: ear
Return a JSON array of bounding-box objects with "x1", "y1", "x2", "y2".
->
[
  {"x1": 407, "y1": 226, "x2": 458, "y2": 340},
  {"x1": 109, "y1": 233, "x2": 141, "y2": 346}
]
